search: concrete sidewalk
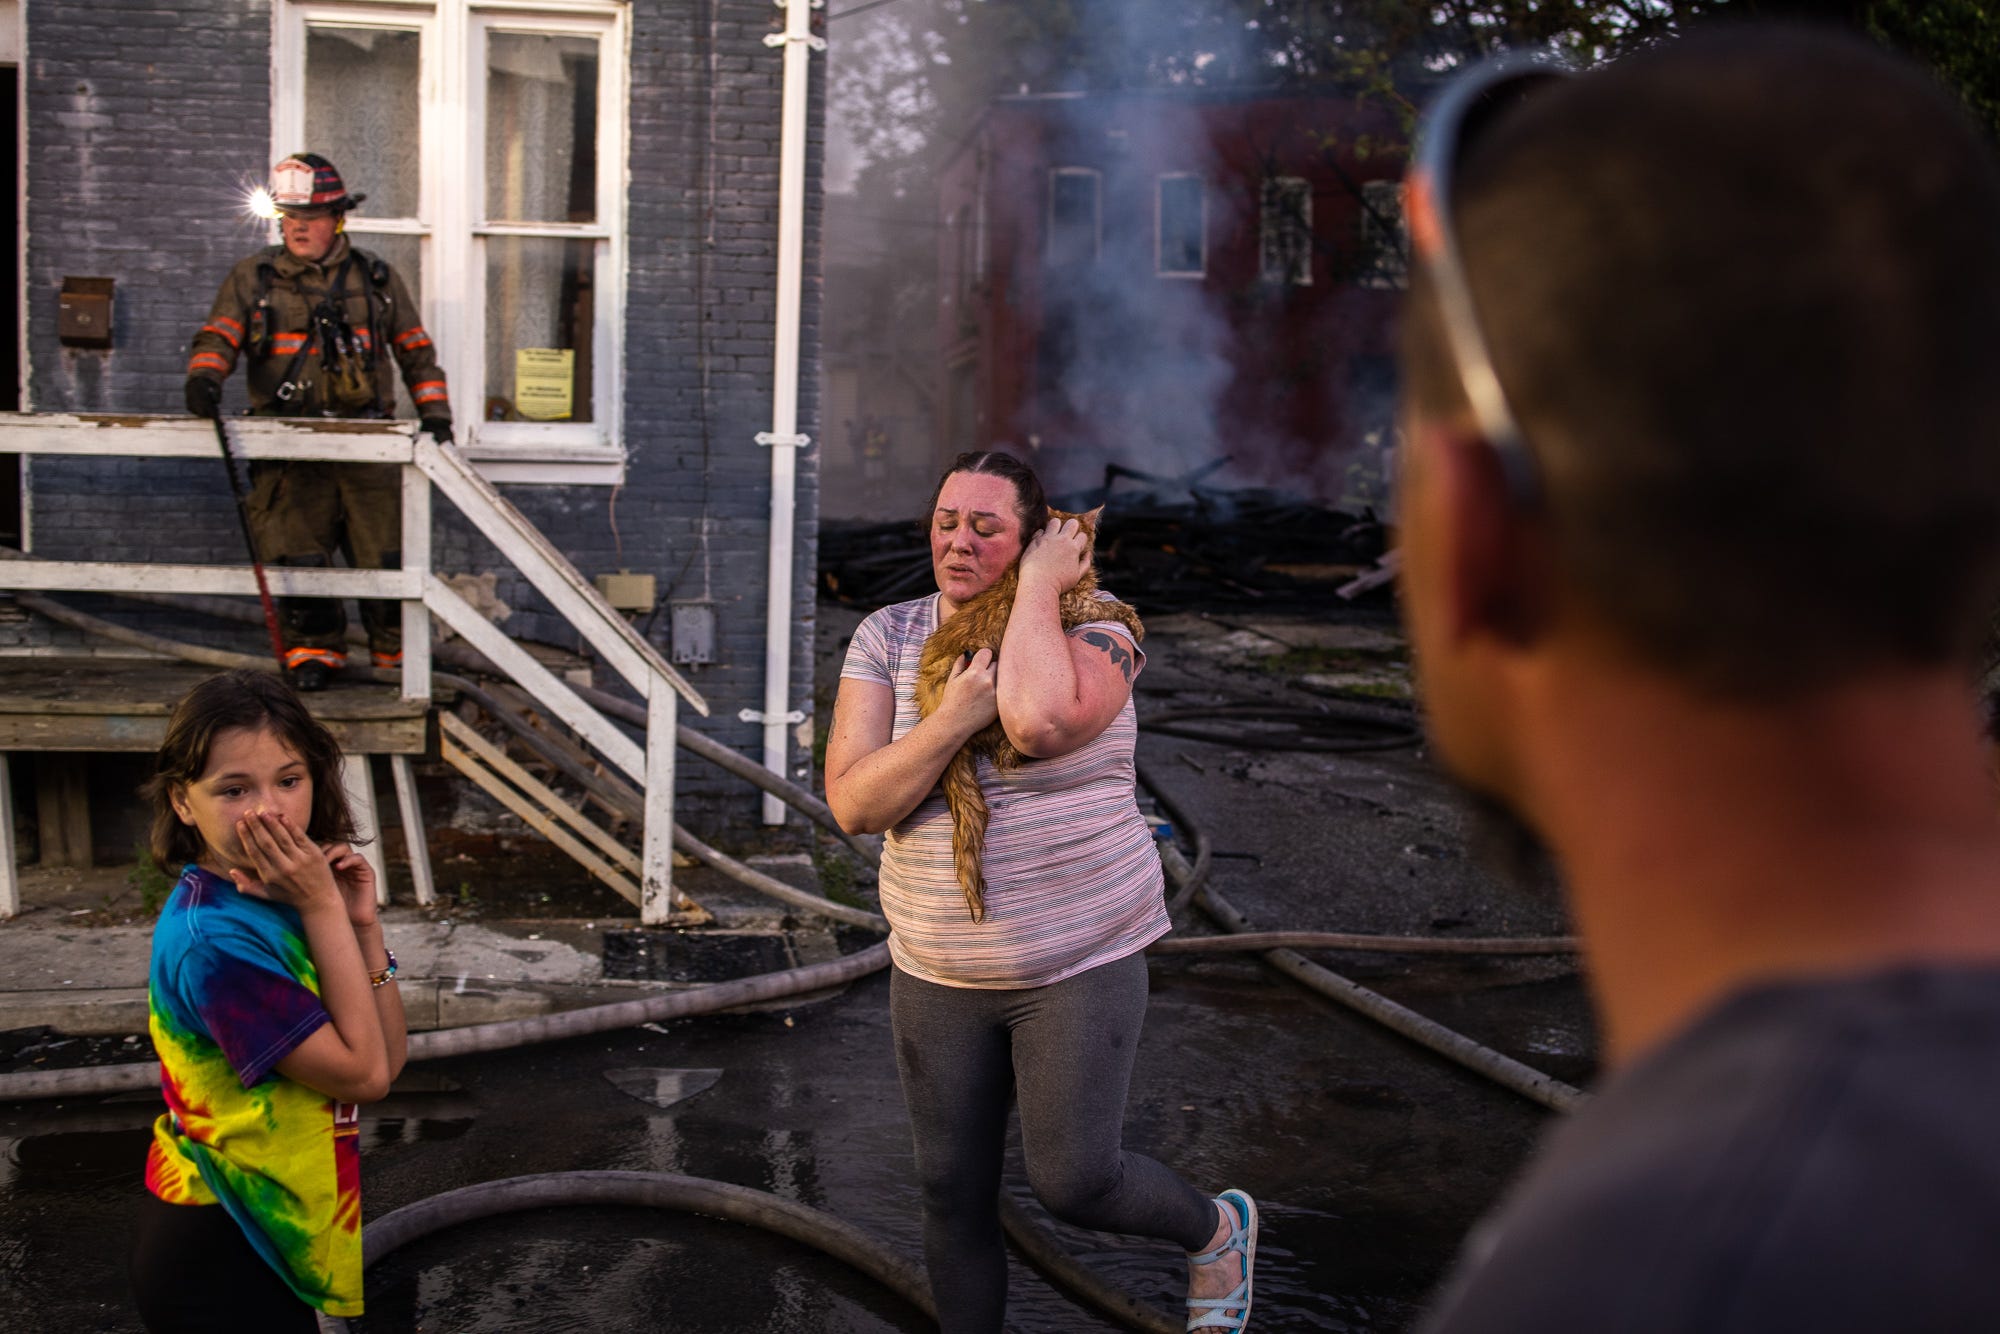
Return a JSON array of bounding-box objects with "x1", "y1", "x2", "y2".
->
[
  {"x1": 0, "y1": 910, "x2": 645, "y2": 1036},
  {"x1": 0, "y1": 859, "x2": 851, "y2": 1039}
]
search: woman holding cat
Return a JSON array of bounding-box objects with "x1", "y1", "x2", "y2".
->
[{"x1": 826, "y1": 450, "x2": 1256, "y2": 1333}]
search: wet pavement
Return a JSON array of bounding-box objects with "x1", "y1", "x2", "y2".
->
[
  {"x1": 0, "y1": 606, "x2": 1596, "y2": 1332},
  {"x1": 1, "y1": 960, "x2": 1578, "y2": 1332}
]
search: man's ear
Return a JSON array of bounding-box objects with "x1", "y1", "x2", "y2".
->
[{"x1": 1435, "y1": 430, "x2": 1553, "y2": 649}]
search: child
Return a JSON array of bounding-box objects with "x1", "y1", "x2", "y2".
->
[{"x1": 128, "y1": 669, "x2": 406, "y2": 1331}]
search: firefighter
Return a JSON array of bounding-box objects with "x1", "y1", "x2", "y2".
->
[{"x1": 184, "y1": 153, "x2": 452, "y2": 691}]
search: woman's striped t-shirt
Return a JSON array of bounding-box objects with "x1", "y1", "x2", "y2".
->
[{"x1": 842, "y1": 592, "x2": 1169, "y2": 989}]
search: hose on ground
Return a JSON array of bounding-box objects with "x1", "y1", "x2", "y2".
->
[
  {"x1": 672, "y1": 821, "x2": 889, "y2": 933},
  {"x1": 327, "y1": 1175, "x2": 1180, "y2": 1334},
  {"x1": 998, "y1": 1195, "x2": 1180, "y2": 1334},
  {"x1": 15, "y1": 573, "x2": 880, "y2": 865},
  {"x1": 14, "y1": 592, "x2": 276, "y2": 672},
  {"x1": 404, "y1": 939, "x2": 889, "y2": 1062},
  {"x1": 319, "y1": 1170, "x2": 936, "y2": 1334},
  {"x1": 0, "y1": 942, "x2": 892, "y2": 1102},
  {"x1": 1136, "y1": 760, "x2": 1211, "y2": 917},
  {"x1": 1139, "y1": 703, "x2": 1420, "y2": 753},
  {"x1": 1159, "y1": 843, "x2": 1585, "y2": 1114},
  {"x1": 0, "y1": 577, "x2": 1175, "y2": 1326},
  {"x1": 1148, "y1": 931, "x2": 1576, "y2": 957},
  {"x1": 0, "y1": 592, "x2": 873, "y2": 934},
  {"x1": 440, "y1": 673, "x2": 887, "y2": 931},
  {"x1": 438, "y1": 671, "x2": 648, "y2": 821},
  {"x1": 571, "y1": 678, "x2": 883, "y2": 865},
  {"x1": 1139, "y1": 737, "x2": 1584, "y2": 1112},
  {"x1": 2, "y1": 582, "x2": 1575, "y2": 1319}
]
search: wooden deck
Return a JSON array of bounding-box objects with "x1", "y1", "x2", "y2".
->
[
  {"x1": 0, "y1": 656, "x2": 445, "y2": 916},
  {"x1": 0, "y1": 657, "x2": 436, "y2": 754}
]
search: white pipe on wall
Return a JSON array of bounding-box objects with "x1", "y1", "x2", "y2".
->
[{"x1": 754, "y1": 0, "x2": 820, "y2": 823}]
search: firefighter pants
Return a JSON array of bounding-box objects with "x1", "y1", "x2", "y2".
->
[{"x1": 244, "y1": 461, "x2": 402, "y2": 662}]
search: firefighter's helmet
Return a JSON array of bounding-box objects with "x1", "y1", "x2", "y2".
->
[{"x1": 269, "y1": 154, "x2": 365, "y2": 216}]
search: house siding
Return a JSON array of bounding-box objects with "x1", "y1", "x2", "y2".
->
[{"x1": 18, "y1": 0, "x2": 824, "y2": 831}]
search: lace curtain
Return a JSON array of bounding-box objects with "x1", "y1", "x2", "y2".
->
[
  {"x1": 304, "y1": 26, "x2": 421, "y2": 219},
  {"x1": 483, "y1": 33, "x2": 599, "y2": 422}
]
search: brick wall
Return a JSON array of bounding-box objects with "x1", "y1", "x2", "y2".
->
[{"x1": 20, "y1": 0, "x2": 825, "y2": 836}]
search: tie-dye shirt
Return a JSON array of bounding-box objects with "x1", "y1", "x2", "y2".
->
[
  {"x1": 842, "y1": 592, "x2": 1170, "y2": 989},
  {"x1": 144, "y1": 865, "x2": 363, "y2": 1317}
]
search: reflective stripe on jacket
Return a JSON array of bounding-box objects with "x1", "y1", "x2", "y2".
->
[{"x1": 186, "y1": 237, "x2": 452, "y2": 422}]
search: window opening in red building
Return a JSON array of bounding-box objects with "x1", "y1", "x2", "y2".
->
[
  {"x1": 1357, "y1": 179, "x2": 1408, "y2": 290},
  {"x1": 1260, "y1": 176, "x2": 1312, "y2": 287},
  {"x1": 1157, "y1": 173, "x2": 1206, "y2": 278},
  {"x1": 1048, "y1": 168, "x2": 1102, "y2": 269}
]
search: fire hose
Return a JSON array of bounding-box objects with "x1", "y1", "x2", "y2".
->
[{"x1": 0, "y1": 599, "x2": 1585, "y2": 1329}]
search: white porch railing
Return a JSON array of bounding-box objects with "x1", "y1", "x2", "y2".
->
[{"x1": 0, "y1": 413, "x2": 709, "y2": 925}]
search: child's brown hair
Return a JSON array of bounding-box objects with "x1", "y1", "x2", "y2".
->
[{"x1": 143, "y1": 669, "x2": 358, "y2": 868}]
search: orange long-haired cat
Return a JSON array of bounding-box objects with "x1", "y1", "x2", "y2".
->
[{"x1": 913, "y1": 507, "x2": 1143, "y2": 921}]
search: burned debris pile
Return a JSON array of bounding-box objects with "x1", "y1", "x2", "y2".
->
[{"x1": 820, "y1": 468, "x2": 1392, "y2": 613}]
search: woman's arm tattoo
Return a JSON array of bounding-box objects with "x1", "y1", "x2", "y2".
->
[{"x1": 1079, "y1": 629, "x2": 1135, "y2": 682}]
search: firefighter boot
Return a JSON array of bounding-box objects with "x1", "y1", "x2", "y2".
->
[
  {"x1": 284, "y1": 647, "x2": 344, "y2": 693},
  {"x1": 276, "y1": 556, "x2": 349, "y2": 692}
]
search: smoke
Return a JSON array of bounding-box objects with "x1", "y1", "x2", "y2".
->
[
  {"x1": 826, "y1": 0, "x2": 1407, "y2": 513},
  {"x1": 1027, "y1": 95, "x2": 1240, "y2": 499},
  {"x1": 1020, "y1": 84, "x2": 1400, "y2": 507},
  {"x1": 991, "y1": 4, "x2": 1402, "y2": 507}
]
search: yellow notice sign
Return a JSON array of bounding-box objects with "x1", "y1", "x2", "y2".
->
[{"x1": 515, "y1": 348, "x2": 575, "y2": 421}]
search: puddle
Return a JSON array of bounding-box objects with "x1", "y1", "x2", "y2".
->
[
  {"x1": 1, "y1": 966, "x2": 1579, "y2": 1333},
  {"x1": 603, "y1": 929, "x2": 798, "y2": 983},
  {"x1": 357, "y1": 1211, "x2": 931, "y2": 1334},
  {"x1": 603, "y1": 1067, "x2": 725, "y2": 1112}
]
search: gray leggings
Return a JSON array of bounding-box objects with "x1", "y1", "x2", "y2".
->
[{"x1": 891, "y1": 950, "x2": 1217, "y2": 1333}]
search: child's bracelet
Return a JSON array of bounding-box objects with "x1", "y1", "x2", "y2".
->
[{"x1": 369, "y1": 948, "x2": 399, "y2": 988}]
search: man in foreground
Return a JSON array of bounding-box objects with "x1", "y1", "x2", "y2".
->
[{"x1": 1396, "y1": 26, "x2": 2000, "y2": 1332}]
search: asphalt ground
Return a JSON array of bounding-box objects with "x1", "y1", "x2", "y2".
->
[{"x1": 0, "y1": 605, "x2": 1596, "y2": 1332}]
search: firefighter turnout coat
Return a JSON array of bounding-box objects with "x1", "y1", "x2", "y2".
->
[{"x1": 187, "y1": 235, "x2": 451, "y2": 423}]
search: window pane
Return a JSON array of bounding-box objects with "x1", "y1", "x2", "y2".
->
[
  {"x1": 305, "y1": 26, "x2": 421, "y2": 219},
  {"x1": 1261, "y1": 177, "x2": 1312, "y2": 286},
  {"x1": 346, "y1": 232, "x2": 423, "y2": 418},
  {"x1": 1358, "y1": 179, "x2": 1408, "y2": 290},
  {"x1": 1159, "y1": 176, "x2": 1204, "y2": 275},
  {"x1": 486, "y1": 32, "x2": 600, "y2": 224},
  {"x1": 484, "y1": 236, "x2": 596, "y2": 423},
  {"x1": 1049, "y1": 171, "x2": 1099, "y2": 270}
]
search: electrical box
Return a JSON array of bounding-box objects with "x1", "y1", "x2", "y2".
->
[
  {"x1": 594, "y1": 571, "x2": 656, "y2": 613},
  {"x1": 670, "y1": 600, "x2": 715, "y2": 666},
  {"x1": 58, "y1": 277, "x2": 115, "y2": 349}
]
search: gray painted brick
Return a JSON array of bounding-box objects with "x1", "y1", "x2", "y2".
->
[{"x1": 23, "y1": 0, "x2": 827, "y2": 822}]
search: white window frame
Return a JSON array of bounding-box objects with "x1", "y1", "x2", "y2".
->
[
  {"x1": 1047, "y1": 167, "x2": 1102, "y2": 267},
  {"x1": 275, "y1": 0, "x2": 629, "y2": 485},
  {"x1": 1155, "y1": 172, "x2": 1206, "y2": 279}
]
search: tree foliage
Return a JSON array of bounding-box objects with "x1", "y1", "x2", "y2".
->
[
  {"x1": 829, "y1": 0, "x2": 1725, "y2": 196},
  {"x1": 829, "y1": 0, "x2": 2000, "y2": 197}
]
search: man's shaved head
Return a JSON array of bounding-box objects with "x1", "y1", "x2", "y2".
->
[{"x1": 1403, "y1": 26, "x2": 2000, "y2": 696}]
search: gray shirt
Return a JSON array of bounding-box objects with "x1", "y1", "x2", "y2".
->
[{"x1": 1422, "y1": 966, "x2": 2000, "y2": 1334}]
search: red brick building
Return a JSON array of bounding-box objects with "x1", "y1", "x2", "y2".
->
[{"x1": 936, "y1": 89, "x2": 1409, "y2": 503}]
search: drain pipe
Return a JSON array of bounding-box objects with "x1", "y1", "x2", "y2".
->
[{"x1": 750, "y1": 0, "x2": 824, "y2": 824}]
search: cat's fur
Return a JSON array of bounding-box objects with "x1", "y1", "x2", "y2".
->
[{"x1": 913, "y1": 507, "x2": 1144, "y2": 921}]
